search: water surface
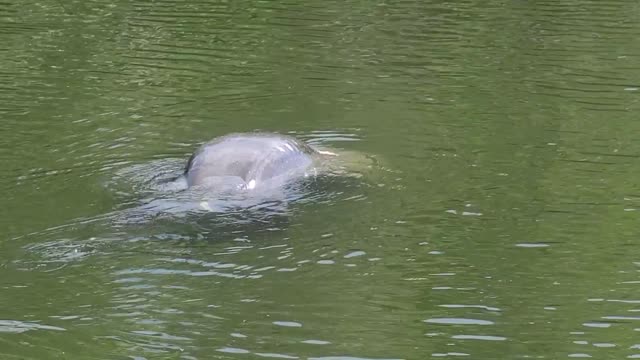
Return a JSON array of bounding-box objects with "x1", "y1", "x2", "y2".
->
[{"x1": 3, "y1": 0, "x2": 640, "y2": 359}]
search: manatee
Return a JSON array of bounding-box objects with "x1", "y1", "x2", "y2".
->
[
  {"x1": 105, "y1": 132, "x2": 377, "y2": 224},
  {"x1": 184, "y1": 133, "x2": 334, "y2": 192}
]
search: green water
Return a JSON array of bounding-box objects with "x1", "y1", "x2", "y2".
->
[{"x1": 3, "y1": 0, "x2": 640, "y2": 358}]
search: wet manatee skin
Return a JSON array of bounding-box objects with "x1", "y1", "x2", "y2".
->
[{"x1": 184, "y1": 133, "x2": 318, "y2": 190}]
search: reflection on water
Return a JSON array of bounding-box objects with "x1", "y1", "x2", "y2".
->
[
  {"x1": 3, "y1": 0, "x2": 640, "y2": 359},
  {"x1": 0, "y1": 320, "x2": 66, "y2": 334}
]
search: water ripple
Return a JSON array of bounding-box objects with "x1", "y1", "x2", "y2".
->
[
  {"x1": 424, "y1": 318, "x2": 494, "y2": 326},
  {"x1": 0, "y1": 320, "x2": 66, "y2": 333}
]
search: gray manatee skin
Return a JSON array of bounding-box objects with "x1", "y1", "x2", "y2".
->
[{"x1": 184, "y1": 133, "x2": 319, "y2": 191}]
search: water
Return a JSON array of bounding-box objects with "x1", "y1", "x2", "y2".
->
[{"x1": 2, "y1": 0, "x2": 640, "y2": 358}]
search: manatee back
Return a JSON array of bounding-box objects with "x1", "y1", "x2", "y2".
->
[
  {"x1": 185, "y1": 133, "x2": 317, "y2": 188},
  {"x1": 247, "y1": 136, "x2": 316, "y2": 184}
]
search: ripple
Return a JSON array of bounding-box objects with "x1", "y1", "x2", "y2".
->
[
  {"x1": 256, "y1": 353, "x2": 299, "y2": 359},
  {"x1": 515, "y1": 243, "x2": 551, "y2": 248},
  {"x1": 344, "y1": 250, "x2": 366, "y2": 258},
  {"x1": 602, "y1": 316, "x2": 640, "y2": 321},
  {"x1": 431, "y1": 354, "x2": 469, "y2": 358},
  {"x1": 218, "y1": 347, "x2": 251, "y2": 354},
  {"x1": 273, "y1": 321, "x2": 302, "y2": 328},
  {"x1": 0, "y1": 320, "x2": 66, "y2": 333},
  {"x1": 582, "y1": 322, "x2": 611, "y2": 328},
  {"x1": 302, "y1": 339, "x2": 331, "y2": 345},
  {"x1": 131, "y1": 330, "x2": 191, "y2": 342},
  {"x1": 317, "y1": 260, "x2": 335, "y2": 265},
  {"x1": 451, "y1": 335, "x2": 506, "y2": 341},
  {"x1": 309, "y1": 357, "x2": 403, "y2": 360},
  {"x1": 424, "y1": 318, "x2": 494, "y2": 326},
  {"x1": 115, "y1": 268, "x2": 249, "y2": 279},
  {"x1": 439, "y1": 304, "x2": 501, "y2": 312}
]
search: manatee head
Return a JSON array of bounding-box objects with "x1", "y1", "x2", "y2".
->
[
  {"x1": 194, "y1": 175, "x2": 248, "y2": 193},
  {"x1": 184, "y1": 133, "x2": 318, "y2": 191}
]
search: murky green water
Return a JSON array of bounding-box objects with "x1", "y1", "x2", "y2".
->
[{"x1": 3, "y1": 0, "x2": 640, "y2": 358}]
